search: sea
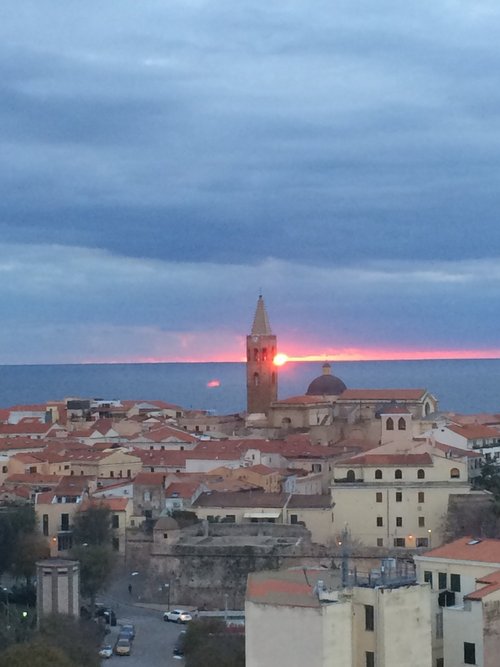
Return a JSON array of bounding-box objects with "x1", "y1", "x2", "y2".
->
[{"x1": 0, "y1": 359, "x2": 499, "y2": 416}]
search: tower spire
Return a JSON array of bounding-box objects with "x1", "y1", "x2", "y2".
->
[{"x1": 251, "y1": 295, "x2": 273, "y2": 336}]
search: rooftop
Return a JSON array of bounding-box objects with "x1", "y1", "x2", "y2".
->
[{"x1": 417, "y1": 536, "x2": 500, "y2": 564}]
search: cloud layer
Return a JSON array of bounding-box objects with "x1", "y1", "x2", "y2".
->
[{"x1": 1, "y1": 1, "x2": 500, "y2": 362}]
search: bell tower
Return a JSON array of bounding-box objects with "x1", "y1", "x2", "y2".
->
[{"x1": 246, "y1": 295, "x2": 278, "y2": 414}]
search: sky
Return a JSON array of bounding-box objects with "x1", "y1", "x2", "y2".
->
[{"x1": 2, "y1": 1, "x2": 500, "y2": 363}]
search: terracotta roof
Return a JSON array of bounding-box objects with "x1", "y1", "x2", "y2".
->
[
  {"x1": 134, "y1": 471, "x2": 166, "y2": 486},
  {"x1": 0, "y1": 422, "x2": 54, "y2": 435},
  {"x1": 338, "y1": 453, "x2": 433, "y2": 466},
  {"x1": 287, "y1": 494, "x2": 332, "y2": 509},
  {"x1": 146, "y1": 425, "x2": 198, "y2": 444},
  {"x1": 419, "y1": 536, "x2": 500, "y2": 563},
  {"x1": 242, "y1": 464, "x2": 279, "y2": 476},
  {"x1": 88, "y1": 497, "x2": 129, "y2": 512},
  {"x1": 379, "y1": 406, "x2": 411, "y2": 415},
  {"x1": 132, "y1": 449, "x2": 189, "y2": 467},
  {"x1": 35, "y1": 491, "x2": 55, "y2": 504},
  {"x1": 339, "y1": 389, "x2": 427, "y2": 401},
  {"x1": 0, "y1": 438, "x2": 47, "y2": 451},
  {"x1": 446, "y1": 424, "x2": 500, "y2": 439},
  {"x1": 0, "y1": 484, "x2": 31, "y2": 499},
  {"x1": 465, "y1": 570, "x2": 500, "y2": 600},
  {"x1": 165, "y1": 481, "x2": 201, "y2": 499},
  {"x1": 10, "y1": 452, "x2": 46, "y2": 464},
  {"x1": 247, "y1": 569, "x2": 338, "y2": 607},
  {"x1": 433, "y1": 442, "x2": 482, "y2": 458},
  {"x1": 5, "y1": 473, "x2": 63, "y2": 485}
]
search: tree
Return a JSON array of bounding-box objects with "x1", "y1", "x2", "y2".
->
[
  {"x1": 37, "y1": 614, "x2": 102, "y2": 667},
  {"x1": 72, "y1": 505, "x2": 112, "y2": 547},
  {"x1": 0, "y1": 505, "x2": 37, "y2": 578},
  {"x1": 0, "y1": 642, "x2": 76, "y2": 667},
  {"x1": 10, "y1": 533, "x2": 50, "y2": 585},
  {"x1": 71, "y1": 505, "x2": 115, "y2": 611},
  {"x1": 184, "y1": 619, "x2": 245, "y2": 667}
]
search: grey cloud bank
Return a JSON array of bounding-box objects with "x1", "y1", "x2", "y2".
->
[{"x1": 1, "y1": 1, "x2": 500, "y2": 362}]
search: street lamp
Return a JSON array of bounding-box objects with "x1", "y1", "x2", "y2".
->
[{"x1": 428, "y1": 529, "x2": 432, "y2": 548}]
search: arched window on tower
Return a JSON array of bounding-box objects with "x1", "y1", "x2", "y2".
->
[
  {"x1": 386, "y1": 417, "x2": 394, "y2": 431},
  {"x1": 395, "y1": 469, "x2": 402, "y2": 479},
  {"x1": 247, "y1": 348, "x2": 251, "y2": 362},
  {"x1": 398, "y1": 417, "x2": 406, "y2": 431},
  {"x1": 450, "y1": 468, "x2": 460, "y2": 479},
  {"x1": 375, "y1": 469, "x2": 383, "y2": 480},
  {"x1": 346, "y1": 470, "x2": 355, "y2": 482},
  {"x1": 262, "y1": 348, "x2": 268, "y2": 361},
  {"x1": 253, "y1": 373, "x2": 260, "y2": 386},
  {"x1": 417, "y1": 469, "x2": 425, "y2": 479},
  {"x1": 254, "y1": 348, "x2": 260, "y2": 362}
]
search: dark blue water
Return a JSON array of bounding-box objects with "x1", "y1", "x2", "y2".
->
[{"x1": 0, "y1": 359, "x2": 498, "y2": 415}]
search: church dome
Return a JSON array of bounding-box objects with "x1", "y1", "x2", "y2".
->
[{"x1": 306, "y1": 362, "x2": 347, "y2": 396}]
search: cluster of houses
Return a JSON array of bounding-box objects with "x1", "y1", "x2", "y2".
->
[{"x1": 0, "y1": 391, "x2": 498, "y2": 563}]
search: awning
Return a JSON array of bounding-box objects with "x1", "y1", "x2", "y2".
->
[{"x1": 243, "y1": 511, "x2": 281, "y2": 519}]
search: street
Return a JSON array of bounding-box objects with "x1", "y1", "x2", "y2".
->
[{"x1": 99, "y1": 602, "x2": 185, "y2": 666}]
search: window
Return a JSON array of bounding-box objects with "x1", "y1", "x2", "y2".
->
[
  {"x1": 376, "y1": 492, "x2": 383, "y2": 503},
  {"x1": 436, "y1": 659, "x2": 444, "y2": 667},
  {"x1": 386, "y1": 417, "x2": 394, "y2": 431},
  {"x1": 396, "y1": 516, "x2": 402, "y2": 527},
  {"x1": 366, "y1": 652, "x2": 375, "y2": 667},
  {"x1": 418, "y1": 516, "x2": 425, "y2": 527},
  {"x1": 112, "y1": 514, "x2": 119, "y2": 529},
  {"x1": 418, "y1": 491, "x2": 425, "y2": 503},
  {"x1": 464, "y1": 642, "x2": 476, "y2": 664},
  {"x1": 127, "y1": 469, "x2": 131, "y2": 477},
  {"x1": 224, "y1": 515, "x2": 236, "y2": 523},
  {"x1": 450, "y1": 467, "x2": 460, "y2": 479},
  {"x1": 450, "y1": 573, "x2": 461, "y2": 592},
  {"x1": 377, "y1": 538, "x2": 383, "y2": 547},
  {"x1": 394, "y1": 538, "x2": 405, "y2": 547},
  {"x1": 438, "y1": 572, "x2": 447, "y2": 589},
  {"x1": 398, "y1": 417, "x2": 406, "y2": 430},
  {"x1": 365, "y1": 605, "x2": 374, "y2": 631},
  {"x1": 58, "y1": 534, "x2": 72, "y2": 552},
  {"x1": 376, "y1": 517, "x2": 383, "y2": 527},
  {"x1": 436, "y1": 613, "x2": 443, "y2": 639},
  {"x1": 110, "y1": 471, "x2": 114, "y2": 478},
  {"x1": 417, "y1": 469, "x2": 425, "y2": 479},
  {"x1": 346, "y1": 470, "x2": 355, "y2": 482},
  {"x1": 312, "y1": 464, "x2": 322, "y2": 473},
  {"x1": 416, "y1": 537, "x2": 429, "y2": 547},
  {"x1": 61, "y1": 513, "x2": 69, "y2": 531},
  {"x1": 375, "y1": 469, "x2": 382, "y2": 479},
  {"x1": 290, "y1": 514, "x2": 298, "y2": 524},
  {"x1": 424, "y1": 571, "x2": 433, "y2": 587},
  {"x1": 1, "y1": 465, "x2": 7, "y2": 473},
  {"x1": 42, "y1": 514, "x2": 49, "y2": 536},
  {"x1": 144, "y1": 491, "x2": 151, "y2": 502},
  {"x1": 262, "y1": 348, "x2": 268, "y2": 361},
  {"x1": 396, "y1": 492, "x2": 402, "y2": 502},
  {"x1": 253, "y1": 372, "x2": 259, "y2": 386},
  {"x1": 395, "y1": 469, "x2": 402, "y2": 479},
  {"x1": 253, "y1": 348, "x2": 259, "y2": 362},
  {"x1": 144, "y1": 509, "x2": 152, "y2": 519}
]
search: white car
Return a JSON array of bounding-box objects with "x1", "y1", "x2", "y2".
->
[
  {"x1": 98, "y1": 645, "x2": 113, "y2": 659},
  {"x1": 163, "y1": 609, "x2": 193, "y2": 623}
]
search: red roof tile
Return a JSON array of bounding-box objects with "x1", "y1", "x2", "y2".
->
[{"x1": 421, "y1": 537, "x2": 500, "y2": 563}]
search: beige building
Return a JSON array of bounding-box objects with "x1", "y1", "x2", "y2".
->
[
  {"x1": 415, "y1": 537, "x2": 500, "y2": 667},
  {"x1": 68, "y1": 448, "x2": 142, "y2": 479},
  {"x1": 332, "y1": 443, "x2": 474, "y2": 549},
  {"x1": 246, "y1": 567, "x2": 432, "y2": 667},
  {"x1": 192, "y1": 490, "x2": 333, "y2": 544}
]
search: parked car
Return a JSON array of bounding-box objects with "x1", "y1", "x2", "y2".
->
[
  {"x1": 119, "y1": 623, "x2": 136, "y2": 641},
  {"x1": 173, "y1": 630, "x2": 187, "y2": 658},
  {"x1": 163, "y1": 609, "x2": 193, "y2": 623},
  {"x1": 98, "y1": 645, "x2": 113, "y2": 659},
  {"x1": 95, "y1": 606, "x2": 117, "y2": 626},
  {"x1": 114, "y1": 637, "x2": 132, "y2": 656}
]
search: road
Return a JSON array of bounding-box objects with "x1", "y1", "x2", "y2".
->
[{"x1": 100, "y1": 603, "x2": 186, "y2": 666}]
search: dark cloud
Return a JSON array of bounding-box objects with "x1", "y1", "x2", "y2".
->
[{"x1": 0, "y1": 1, "x2": 500, "y2": 361}]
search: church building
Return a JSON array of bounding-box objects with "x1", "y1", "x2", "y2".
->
[{"x1": 246, "y1": 295, "x2": 278, "y2": 415}]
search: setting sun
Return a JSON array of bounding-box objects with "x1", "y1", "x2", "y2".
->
[{"x1": 273, "y1": 353, "x2": 289, "y2": 366}]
